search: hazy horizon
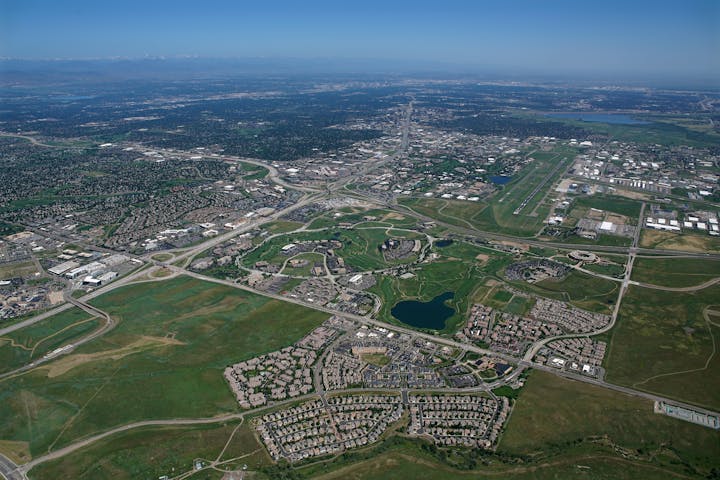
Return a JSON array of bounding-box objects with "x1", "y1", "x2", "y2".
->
[{"x1": 1, "y1": 0, "x2": 718, "y2": 83}]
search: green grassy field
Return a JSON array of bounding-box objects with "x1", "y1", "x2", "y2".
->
[
  {"x1": 243, "y1": 230, "x2": 336, "y2": 265},
  {"x1": 540, "y1": 230, "x2": 634, "y2": 247},
  {"x1": 308, "y1": 451, "x2": 696, "y2": 480},
  {"x1": 0, "y1": 276, "x2": 327, "y2": 459},
  {"x1": 337, "y1": 228, "x2": 424, "y2": 271},
  {"x1": 604, "y1": 284, "x2": 720, "y2": 410},
  {"x1": 499, "y1": 370, "x2": 720, "y2": 478},
  {"x1": 398, "y1": 197, "x2": 489, "y2": 229},
  {"x1": 640, "y1": 229, "x2": 720, "y2": 253},
  {"x1": 28, "y1": 420, "x2": 269, "y2": 480},
  {"x1": 0, "y1": 308, "x2": 101, "y2": 375},
  {"x1": 260, "y1": 220, "x2": 303, "y2": 235},
  {"x1": 150, "y1": 252, "x2": 174, "y2": 262},
  {"x1": 570, "y1": 195, "x2": 643, "y2": 220},
  {"x1": 0, "y1": 261, "x2": 40, "y2": 279},
  {"x1": 631, "y1": 257, "x2": 720, "y2": 287},
  {"x1": 280, "y1": 251, "x2": 326, "y2": 277}
]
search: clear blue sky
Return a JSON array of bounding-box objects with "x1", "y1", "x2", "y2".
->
[{"x1": 1, "y1": 0, "x2": 718, "y2": 78}]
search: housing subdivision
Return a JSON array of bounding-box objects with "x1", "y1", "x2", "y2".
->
[
  {"x1": 529, "y1": 297, "x2": 610, "y2": 334},
  {"x1": 255, "y1": 394, "x2": 403, "y2": 462},
  {"x1": 407, "y1": 394, "x2": 511, "y2": 449},
  {"x1": 461, "y1": 301, "x2": 609, "y2": 355}
]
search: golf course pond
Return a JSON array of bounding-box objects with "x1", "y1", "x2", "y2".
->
[{"x1": 391, "y1": 291, "x2": 456, "y2": 330}]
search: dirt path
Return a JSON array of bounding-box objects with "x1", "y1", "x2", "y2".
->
[
  {"x1": 633, "y1": 306, "x2": 717, "y2": 388},
  {"x1": 29, "y1": 317, "x2": 98, "y2": 358},
  {"x1": 47, "y1": 366, "x2": 121, "y2": 452},
  {"x1": 632, "y1": 276, "x2": 720, "y2": 292},
  {"x1": 311, "y1": 451, "x2": 696, "y2": 480}
]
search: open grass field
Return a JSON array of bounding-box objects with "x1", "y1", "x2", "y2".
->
[
  {"x1": 498, "y1": 370, "x2": 720, "y2": 479},
  {"x1": 309, "y1": 451, "x2": 699, "y2": 480},
  {"x1": 604, "y1": 284, "x2": 720, "y2": 410},
  {"x1": 279, "y1": 251, "x2": 325, "y2": 277},
  {"x1": 631, "y1": 257, "x2": 720, "y2": 287},
  {"x1": 539, "y1": 230, "x2": 633, "y2": 247},
  {"x1": 510, "y1": 269, "x2": 619, "y2": 313},
  {"x1": 370, "y1": 242, "x2": 512, "y2": 334},
  {"x1": 260, "y1": 220, "x2": 303, "y2": 235},
  {"x1": 0, "y1": 308, "x2": 101, "y2": 375},
  {"x1": 28, "y1": 420, "x2": 270, "y2": 480},
  {"x1": 0, "y1": 276, "x2": 327, "y2": 459},
  {"x1": 569, "y1": 194, "x2": 643, "y2": 220},
  {"x1": 583, "y1": 263, "x2": 626, "y2": 279},
  {"x1": 0, "y1": 260, "x2": 40, "y2": 279},
  {"x1": 398, "y1": 197, "x2": 489, "y2": 230},
  {"x1": 639, "y1": 229, "x2": 720, "y2": 253}
]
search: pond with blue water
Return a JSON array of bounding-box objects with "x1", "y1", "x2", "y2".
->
[{"x1": 391, "y1": 291, "x2": 456, "y2": 330}]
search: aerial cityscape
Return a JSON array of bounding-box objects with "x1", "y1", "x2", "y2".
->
[{"x1": 0, "y1": 1, "x2": 719, "y2": 479}]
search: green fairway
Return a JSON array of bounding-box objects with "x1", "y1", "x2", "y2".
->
[
  {"x1": 28, "y1": 420, "x2": 269, "y2": 480},
  {"x1": 604, "y1": 284, "x2": 720, "y2": 410},
  {"x1": 0, "y1": 308, "x2": 101, "y2": 375},
  {"x1": 631, "y1": 257, "x2": 720, "y2": 287},
  {"x1": 0, "y1": 276, "x2": 327, "y2": 458}
]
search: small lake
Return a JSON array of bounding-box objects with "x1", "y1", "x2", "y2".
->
[
  {"x1": 545, "y1": 113, "x2": 650, "y2": 125},
  {"x1": 435, "y1": 239, "x2": 453, "y2": 248},
  {"x1": 490, "y1": 175, "x2": 513, "y2": 185},
  {"x1": 391, "y1": 291, "x2": 455, "y2": 330}
]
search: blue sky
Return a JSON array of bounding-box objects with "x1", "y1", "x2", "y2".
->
[{"x1": 1, "y1": 0, "x2": 718, "y2": 78}]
